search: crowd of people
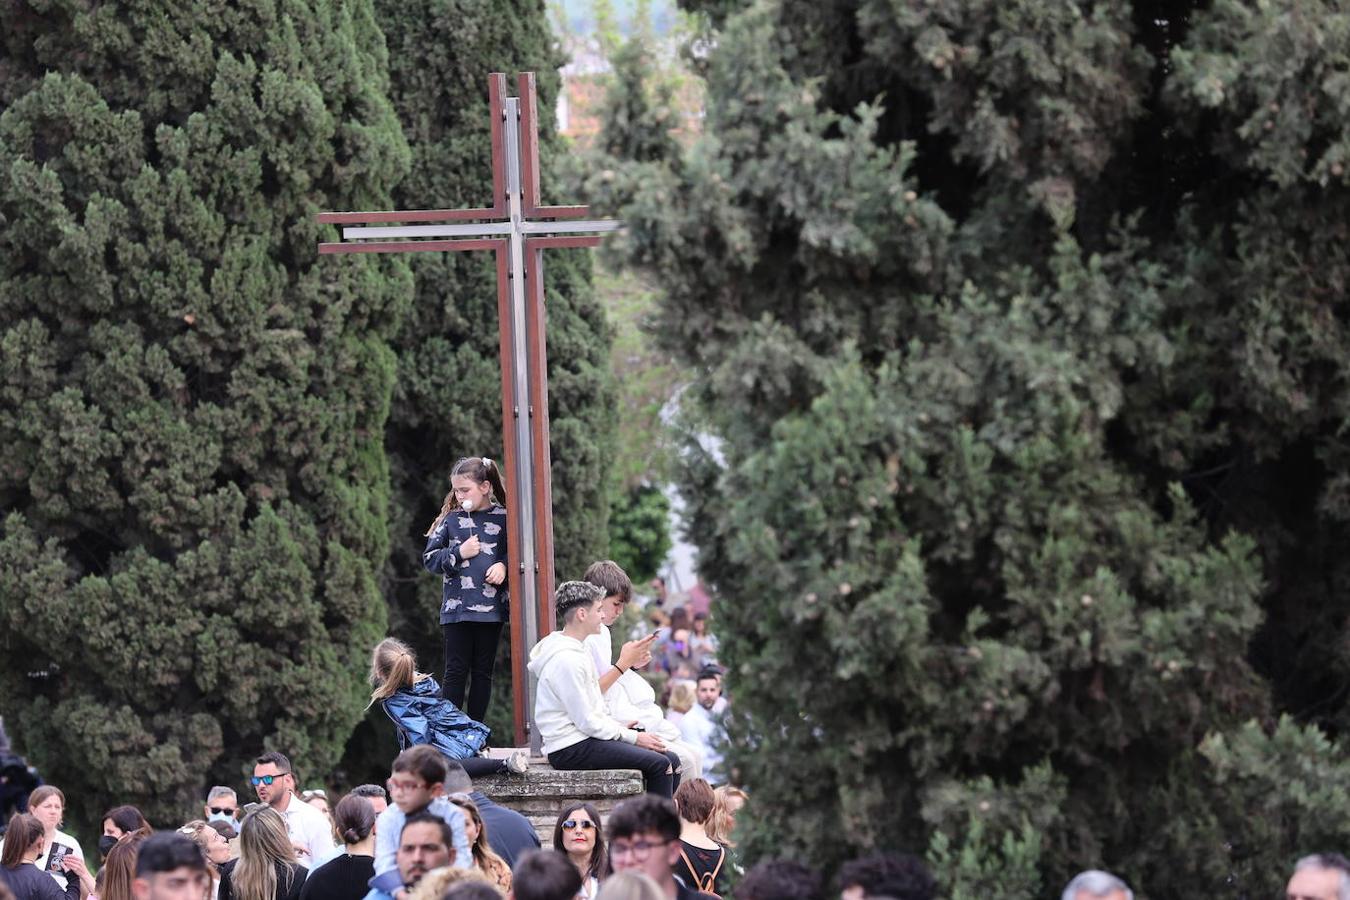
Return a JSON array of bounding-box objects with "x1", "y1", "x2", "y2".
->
[
  {"x1": 10, "y1": 459, "x2": 1347, "y2": 899},
  {"x1": 6, "y1": 761, "x2": 1350, "y2": 900},
  {"x1": 0, "y1": 745, "x2": 751, "y2": 900}
]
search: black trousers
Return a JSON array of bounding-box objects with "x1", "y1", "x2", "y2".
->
[
  {"x1": 548, "y1": 737, "x2": 683, "y2": 797},
  {"x1": 442, "y1": 621, "x2": 505, "y2": 724},
  {"x1": 460, "y1": 756, "x2": 508, "y2": 777}
]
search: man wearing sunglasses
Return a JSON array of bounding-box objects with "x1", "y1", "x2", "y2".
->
[
  {"x1": 608, "y1": 795, "x2": 716, "y2": 900},
  {"x1": 252, "y1": 751, "x2": 337, "y2": 868},
  {"x1": 202, "y1": 786, "x2": 238, "y2": 837}
]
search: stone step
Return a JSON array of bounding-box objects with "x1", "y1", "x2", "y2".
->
[{"x1": 473, "y1": 756, "x2": 644, "y2": 843}]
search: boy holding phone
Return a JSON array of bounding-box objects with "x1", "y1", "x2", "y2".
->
[
  {"x1": 584, "y1": 560, "x2": 704, "y2": 781},
  {"x1": 581, "y1": 560, "x2": 659, "y2": 690}
]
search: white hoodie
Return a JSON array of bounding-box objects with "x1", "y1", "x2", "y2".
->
[{"x1": 528, "y1": 630, "x2": 639, "y2": 755}]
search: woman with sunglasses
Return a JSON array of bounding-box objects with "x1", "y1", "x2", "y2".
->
[{"x1": 552, "y1": 802, "x2": 607, "y2": 900}]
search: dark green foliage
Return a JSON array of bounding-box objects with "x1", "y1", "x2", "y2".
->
[
  {"x1": 370, "y1": 0, "x2": 615, "y2": 745},
  {"x1": 585, "y1": 0, "x2": 1350, "y2": 895},
  {"x1": 0, "y1": 0, "x2": 410, "y2": 831},
  {"x1": 597, "y1": 39, "x2": 682, "y2": 164},
  {"x1": 607, "y1": 483, "x2": 672, "y2": 585}
]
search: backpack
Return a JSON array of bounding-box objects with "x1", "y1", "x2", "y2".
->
[{"x1": 679, "y1": 844, "x2": 725, "y2": 899}]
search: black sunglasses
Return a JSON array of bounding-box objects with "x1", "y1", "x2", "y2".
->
[
  {"x1": 562, "y1": 820, "x2": 596, "y2": 830},
  {"x1": 250, "y1": 774, "x2": 287, "y2": 786},
  {"x1": 208, "y1": 807, "x2": 236, "y2": 816}
]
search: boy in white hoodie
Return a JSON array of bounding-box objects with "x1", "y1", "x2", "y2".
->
[{"x1": 528, "y1": 580, "x2": 683, "y2": 797}]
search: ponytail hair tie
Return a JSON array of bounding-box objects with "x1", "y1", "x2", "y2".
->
[{"x1": 482, "y1": 457, "x2": 493, "y2": 469}]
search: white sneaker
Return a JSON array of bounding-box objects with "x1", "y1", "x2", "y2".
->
[{"x1": 506, "y1": 750, "x2": 529, "y2": 774}]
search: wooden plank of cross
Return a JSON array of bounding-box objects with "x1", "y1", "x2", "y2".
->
[{"x1": 316, "y1": 72, "x2": 620, "y2": 751}]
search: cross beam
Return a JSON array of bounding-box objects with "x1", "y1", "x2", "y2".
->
[{"x1": 317, "y1": 72, "x2": 618, "y2": 751}]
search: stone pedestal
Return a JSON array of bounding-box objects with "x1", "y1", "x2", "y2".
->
[{"x1": 473, "y1": 758, "x2": 644, "y2": 842}]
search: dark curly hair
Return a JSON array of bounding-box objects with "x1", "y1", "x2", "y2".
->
[
  {"x1": 838, "y1": 852, "x2": 936, "y2": 900},
  {"x1": 736, "y1": 859, "x2": 823, "y2": 900}
]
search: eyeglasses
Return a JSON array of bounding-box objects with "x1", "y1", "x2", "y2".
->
[
  {"x1": 562, "y1": 820, "x2": 596, "y2": 831},
  {"x1": 386, "y1": 778, "x2": 428, "y2": 795},
  {"x1": 610, "y1": 839, "x2": 670, "y2": 861},
  {"x1": 207, "y1": 807, "x2": 236, "y2": 816},
  {"x1": 250, "y1": 774, "x2": 288, "y2": 786}
]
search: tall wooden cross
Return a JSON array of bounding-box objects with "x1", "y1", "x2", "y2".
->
[{"x1": 317, "y1": 72, "x2": 619, "y2": 750}]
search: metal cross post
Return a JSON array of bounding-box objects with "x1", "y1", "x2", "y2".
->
[{"x1": 316, "y1": 72, "x2": 619, "y2": 753}]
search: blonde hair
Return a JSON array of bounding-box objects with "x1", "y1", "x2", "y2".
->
[
  {"x1": 368, "y1": 637, "x2": 419, "y2": 708},
  {"x1": 176, "y1": 821, "x2": 221, "y2": 880},
  {"x1": 233, "y1": 808, "x2": 298, "y2": 900},
  {"x1": 706, "y1": 786, "x2": 748, "y2": 848},
  {"x1": 667, "y1": 680, "x2": 696, "y2": 715},
  {"x1": 596, "y1": 871, "x2": 666, "y2": 900},
  {"x1": 448, "y1": 796, "x2": 511, "y2": 889},
  {"x1": 405, "y1": 865, "x2": 493, "y2": 900}
]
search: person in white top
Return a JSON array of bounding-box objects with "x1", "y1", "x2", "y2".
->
[
  {"x1": 528, "y1": 581, "x2": 683, "y2": 797},
  {"x1": 582, "y1": 561, "x2": 703, "y2": 780},
  {"x1": 10, "y1": 785, "x2": 95, "y2": 895},
  {"x1": 251, "y1": 751, "x2": 337, "y2": 868},
  {"x1": 678, "y1": 674, "x2": 726, "y2": 785}
]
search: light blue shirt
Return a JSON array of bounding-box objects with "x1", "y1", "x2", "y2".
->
[{"x1": 373, "y1": 796, "x2": 473, "y2": 879}]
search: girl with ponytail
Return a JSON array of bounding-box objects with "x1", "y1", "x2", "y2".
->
[
  {"x1": 368, "y1": 638, "x2": 527, "y2": 777},
  {"x1": 422, "y1": 456, "x2": 510, "y2": 723}
]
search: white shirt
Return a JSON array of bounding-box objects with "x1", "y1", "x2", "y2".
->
[
  {"x1": 584, "y1": 624, "x2": 613, "y2": 681},
  {"x1": 527, "y1": 631, "x2": 638, "y2": 754},
  {"x1": 275, "y1": 791, "x2": 337, "y2": 867},
  {"x1": 679, "y1": 704, "x2": 724, "y2": 785}
]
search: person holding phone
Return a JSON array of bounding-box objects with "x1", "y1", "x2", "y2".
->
[
  {"x1": 583, "y1": 562, "x2": 702, "y2": 779},
  {"x1": 6, "y1": 787, "x2": 92, "y2": 896},
  {"x1": 580, "y1": 561, "x2": 659, "y2": 692},
  {"x1": 529, "y1": 582, "x2": 683, "y2": 798},
  {"x1": 1, "y1": 812, "x2": 83, "y2": 900}
]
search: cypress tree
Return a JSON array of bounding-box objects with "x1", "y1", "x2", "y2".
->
[
  {"x1": 0, "y1": 1, "x2": 410, "y2": 828},
  {"x1": 585, "y1": 0, "x2": 1350, "y2": 894},
  {"x1": 372, "y1": 0, "x2": 615, "y2": 742}
]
